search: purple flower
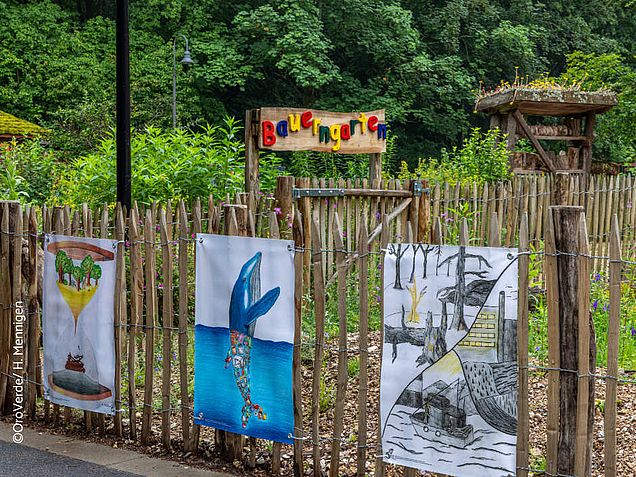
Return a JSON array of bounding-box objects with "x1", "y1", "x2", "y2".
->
[
  {"x1": 603, "y1": 304, "x2": 609, "y2": 312},
  {"x1": 342, "y1": 231, "x2": 347, "y2": 237},
  {"x1": 274, "y1": 207, "x2": 282, "y2": 215},
  {"x1": 375, "y1": 211, "x2": 381, "y2": 221},
  {"x1": 375, "y1": 294, "x2": 381, "y2": 303},
  {"x1": 535, "y1": 346, "x2": 540, "y2": 352},
  {"x1": 592, "y1": 300, "x2": 598, "y2": 311},
  {"x1": 158, "y1": 283, "x2": 163, "y2": 289},
  {"x1": 191, "y1": 233, "x2": 196, "y2": 239},
  {"x1": 594, "y1": 273, "x2": 601, "y2": 282},
  {"x1": 631, "y1": 326, "x2": 636, "y2": 337}
]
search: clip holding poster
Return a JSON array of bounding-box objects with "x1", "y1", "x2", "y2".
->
[
  {"x1": 194, "y1": 234, "x2": 295, "y2": 443},
  {"x1": 380, "y1": 244, "x2": 518, "y2": 476}
]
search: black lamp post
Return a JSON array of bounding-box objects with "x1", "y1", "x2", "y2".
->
[
  {"x1": 173, "y1": 35, "x2": 193, "y2": 129},
  {"x1": 116, "y1": 0, "x2": 131, "y2": 210}
]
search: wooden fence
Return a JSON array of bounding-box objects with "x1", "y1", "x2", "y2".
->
[{"x1": 0, "y1": 172, "x2": 633, "y2": 476}]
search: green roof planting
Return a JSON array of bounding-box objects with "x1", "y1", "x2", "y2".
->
[{"x1": 0, "y1": 110, "x2": 49, "y2": 137}]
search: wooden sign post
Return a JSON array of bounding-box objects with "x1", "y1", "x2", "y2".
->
[{"x1": 245, "y1": 108, "x2": 387, "y2": 193}]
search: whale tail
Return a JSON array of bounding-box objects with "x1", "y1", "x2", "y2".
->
[{"x1": 241, "y1": 402, "x2": 267, "y2": 428}]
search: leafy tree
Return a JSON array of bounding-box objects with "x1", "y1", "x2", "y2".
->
[
  {"x1": 558, "y1": 52, "x2": 636, "y2": 163},
  {"x1": 91, "y1": 264, "x2": 102, "y2": 287},
  {"x1": 72, "y1": 265, "x2": 84, "y2": 291},
  {"x1": 81, "y1": 255, "x2": 95, "y2": 286},
  {"x1": 55, "y1": 251, "x2": 68, "y2": 283},
  {"x1": 1, "y1": 0, "x2": 634, "y2": 164}
]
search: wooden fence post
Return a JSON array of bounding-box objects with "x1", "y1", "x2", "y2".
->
[
  {"x1": 27, "y1": 208, "x2": 39, "y2": 420},
  {"x1": 516, "y1": 214, "x2": 529, "y2": 477},
  {"x1": 605, "y1": 215, "x2": 621, "y2": 476},
  {"x1": 114, "y1": 205, "x2": 125, "y2": 437},
  {"x1": 141, "y1": 210, "x2": 157, "y2": 445},
  {"x1": 244, "y1": 109, "x2": 260, "y2": 195},
  {"x1": 177, "y1": 201, "x2": 192, "y2": 451},
  {"x1": 310, "y1": 214, "x2": 326, "y2": 477},
  {"x1": 275, "y1": 176, "x2": 294, "y2": 239},
  {"x1": 159, "y1": 209, "x2": 173, "y2": 450},
  {"x1": 128, "y1": 207, "x2": 143, "y2": 441},
  {"x1": 356, "y1": 218, "x2": 369, "y2": 477},
  {"x1": 546, "y1": 206, "x2": 595, "y2": 476},
  {"x1": 369, "y1": 153, "x2": 382, "y2": 184},
  {"x1": 373, "y1": 215, "x2": 389, "y2": 477},
  {"x1": 0, "y1": 202, "x2": 15, "y2": 414},
  {"x1": 292, "y1": 209, "x2": 304, "y2": 477},
  {"x1": 328, "y1": 213, "x2": 348, "y2": 477}
]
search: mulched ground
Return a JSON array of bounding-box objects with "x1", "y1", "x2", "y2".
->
[{"x1": 4, "y1": 330, "x2": 635, "y2": 476}]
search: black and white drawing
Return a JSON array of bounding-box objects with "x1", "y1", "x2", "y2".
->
[{"x1": 380, "y1": 244, "x2": 518, "y2": 477}]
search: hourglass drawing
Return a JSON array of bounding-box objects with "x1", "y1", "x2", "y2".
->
[{"x1": 46, "y1": 240, "x2": 114, "y2": 401}]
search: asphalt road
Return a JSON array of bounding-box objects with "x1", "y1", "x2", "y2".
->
[{"x1": 0, "y1": 441, "x2": 141, "y2": 477}]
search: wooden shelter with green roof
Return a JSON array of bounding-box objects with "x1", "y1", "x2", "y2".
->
[
  {"x1": 475, "y1": 88, "x2": 617, "y2": 173},
  {"x1": 0, "y1": 110, "x2": 49, "y2": 142}
]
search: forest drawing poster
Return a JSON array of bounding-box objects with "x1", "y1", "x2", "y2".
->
[
  {"x1": 380, "y1": 244, "x2": 518, "y2": 477},
  {"x1": 42, "y1": 235, "x2": 117, "y2": 414},
  {"x1": 194, "y1": 234, "x2": 295, "y2": 443}
]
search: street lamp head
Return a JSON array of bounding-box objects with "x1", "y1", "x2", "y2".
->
[{"x1": 180, "y1": 48, "x2": 194, "y2": 66}]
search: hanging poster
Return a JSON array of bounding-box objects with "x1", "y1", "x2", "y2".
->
[
  {"x1": 42, "y1": 235, "x2": 117, "y2": 414},
  {"x1": 380, "y1": 244, "x2": 518, "y2": 477},
  {"x1": 194, "y1": 234, "x2": 295, "y2": 443}
]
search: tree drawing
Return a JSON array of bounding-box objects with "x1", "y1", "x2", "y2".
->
[
  {"x1": 420, "y1": 245, "x2": 435, "y2": 279},
  {"x1": 72, "y1": 266, "x2": 84, "y2": 291},
  {"x1": 409, "y1": 244, "x2": 424, "y2": 283},
  {"x1": 55, "y1": 250, "x2": 68, "y2": 283},
  {"x1": 81, "y1": 255, "x2": 94, "y2": 286},
  {"x1": 388, "y1": 244, "x2": 409, "y2": 289},
  {"x1": 434, "y1": 245, "x2": 443, "y2": 276},
  {"x1": 436, "y1": 246, "x2": 492, "y2": 331},
  {"x1": 55, "y1": 251, "x2": 101, "y2": 290},
  {"x1": 91, "y1": 264, "x2": 102, "y2": 286}
]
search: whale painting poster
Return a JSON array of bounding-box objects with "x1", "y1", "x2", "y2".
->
[
  {"x1": 380, "y1": 244, "x2": 518, "y2": 476},
  {"x1": 194, "y1": 234, "x2": 295, "y2": 443},
  {"x1": 42, "y1": 234, "x2": 117, "y2": 414}
]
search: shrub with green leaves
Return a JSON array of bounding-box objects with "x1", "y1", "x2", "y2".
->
[
  {"x1": 0, "y1": 139, "x2": 57, "y2": 203},
  {"x1": 398, "y1": 128, "x2": 512, "y2": 184},
  {"x1": 49, "y1": 118, "x2": 281, "y2": 208}
]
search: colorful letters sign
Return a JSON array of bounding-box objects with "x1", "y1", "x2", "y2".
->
[{"x1": 258, "y1": 108, "x2": 386, "y2": 153}]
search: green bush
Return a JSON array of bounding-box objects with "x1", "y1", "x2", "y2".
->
[
  {"x1": 0, "y1": 139, "x2": 56, "y2": 203},
  {"x1": 50, "y1": 118, "x2": 281, "y2": 208},
  {"x1": 398, "y1": 128, "x2": 511, "y2": 184}
]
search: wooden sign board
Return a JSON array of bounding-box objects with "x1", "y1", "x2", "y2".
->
[{"x1": 258, "y1": 107, "x2": 386, "y2": 154}]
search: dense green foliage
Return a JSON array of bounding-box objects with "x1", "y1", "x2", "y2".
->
[
  {"x1": 558, "y1": 52, "x2": 636, "y2": 163},
  {"x1": 398, "y1": 128, "x2": 512, "y2": 184},
  {"x1": 1, "y1": 0, "x2": 634, "y2": 165},
  {"x1": 0, "y1": 120, "x2": 282, "y2": 207}
]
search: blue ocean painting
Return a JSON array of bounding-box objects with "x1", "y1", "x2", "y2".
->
[{"x1": 194, "y1": 324, "x2": 294, "y2": 444}]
